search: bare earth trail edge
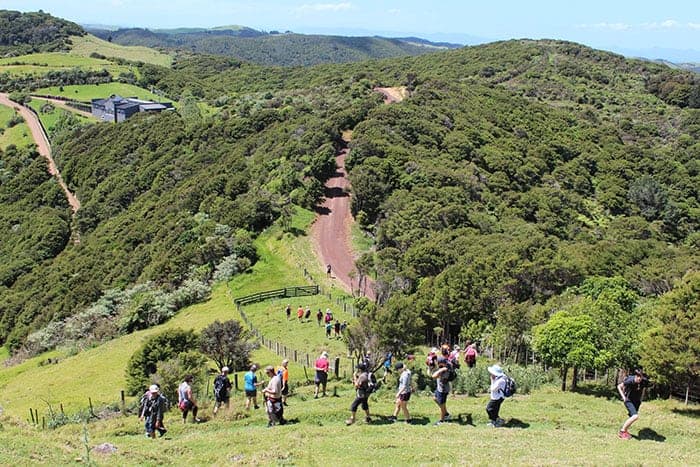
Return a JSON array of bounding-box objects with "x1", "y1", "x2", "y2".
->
[{"x1": 310, "y1": 87, "x2": 406, "y2": 301}]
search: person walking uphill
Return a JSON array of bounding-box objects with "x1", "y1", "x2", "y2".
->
[
  {"x1": 314, "y1": 351, "x2": 330, "y2": 398},
  {"x1": 346, "y1": 363, "x2": 372, "y2": 425},
  {"x1": 245, "y1": 364, "x2": 264, "y2": 410},
  {"x1": 617, "y1": 368, "x2": 651, "y2": 440},
  {"x1": 213, "y1": 366, "x2": 233, "y2": 415},
  {"x1": 263, "y1": 365, "x2": 287, "y2": 427},
  {"x1": 390, "y1": 362, "x2": 412, "y2": 424},
  {"x1": 178, "y1": 375, "x2": 201, "y2": 423},
  {"x1": 432, "y1": 358, "x2": 452, "y2": 425},
  {"x1": 279, "y1": 359, "x2": 290, "y2": 406},
  {"x1": 486, "y1": 365, "x2": 506, "y2": 427},
  {"x1": 140, "y1": 384, "x2": 168, "y2": 438}
]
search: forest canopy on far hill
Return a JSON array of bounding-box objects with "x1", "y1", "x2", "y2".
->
[{"x1": 0, "y1": 12, "x2": 698, "y2": 393}]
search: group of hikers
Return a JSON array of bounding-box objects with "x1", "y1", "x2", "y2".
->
[
  {"x1": 284, "y1": 304, "x2": 348, "y2": 338},
  {"x1": 138, "y1": 342, "x2": 650, "y2": 440}
]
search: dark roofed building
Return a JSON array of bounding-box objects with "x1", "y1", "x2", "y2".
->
[{"x1": 91, "y1": 95, "x2": 174, "y2": 122}]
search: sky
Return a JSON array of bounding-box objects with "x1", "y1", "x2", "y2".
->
[{"x1": 2, "y1": 0, "x2": 699, "y2": 61}]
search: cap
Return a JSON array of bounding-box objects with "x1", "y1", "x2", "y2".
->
[
  {"x1": 394, "y1": 362, "x2": 404, "y2": 370},
  {"x1": 222, "y1": 366, "x2": 230, "y2": 373},
  {"x1": 149, "y1": 384, "x2": 160, "y2": 393}
]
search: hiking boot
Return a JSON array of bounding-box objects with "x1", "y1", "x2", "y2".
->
[
  {"x1": 158, "y1": 428, "x2": 167, "y2": 437},
  {"x1": 444, "y1": 413, "x2": 452, "y2": 421},
  {"x1": 345, "y1": 418, "x2": 355, "y2": 426},
  {"x1": 618, "y1": 430, "x2": 631, "y2": 440},
  {"x1": 254, "y1": 405, "x2": 260, "y2": 410},
  {"x1": 194, "y1": 417, "x2": 202, "y2": 423},
  {"x1": 495, "y1": 418, "x2": 505, "y2": 427},
  {"x1": 434, "y1": 420, "x2": 443, "y2": 426},
  {"x1": 487, "y1": 421, "x2": 497, "y2": 428},
  {"x1": 365, "y1": 416, "x2": 371, "y2": 423}
]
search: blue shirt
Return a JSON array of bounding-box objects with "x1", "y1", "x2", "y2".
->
[{"x1": 244, "y1": 371, "x2": 257, "y2": 391}]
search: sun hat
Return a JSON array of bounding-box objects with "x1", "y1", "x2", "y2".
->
[
  {"x1": 394, "y1": 362, "x2": 404, "y2": 370},
  {"x1": 488, "y1": 365, "x2": 504, "y2": 377},
  {"x1": 149, "y1": 384, "x2": 160, "y2": 393}
]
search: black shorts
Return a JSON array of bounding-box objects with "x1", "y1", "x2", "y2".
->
[
  {"x1": 282, "y1": 385, "x2": 289, "y2": 396},
  {"x1": 625, "y1": 400, "x2": 641, "y2": 417},
  {"x1": 245, "y1": 390, "x2": 257, "y2": 398},
  {"x1": 216, "y1": 395, "x2": 230, "y2": 404},
  {"x1": 350, "y1": 396, "x2": 369, "y2": 412},
  {"x1": 398, "y1": 392, "x2": 411, "y2": 402},
  {"x1": 315, "y1": 372, "x2": 327, "y2": 385}
]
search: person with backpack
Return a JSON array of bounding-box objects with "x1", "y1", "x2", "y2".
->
[
  {"x1": 140, "y1": 384, "x2": 168, "y2": 438},
  {"x1": 346, "y1": 363, "x2": 372, "y2": 425},
  {"x1": 314, "y1": 351, "x2": 329, "y2": 398},
  {"x1": 432, "y1": 357, "x2": 452, "y2": 425},
  {"x1": 244, "y1": 364, "x2": 263, "y2": 410},
  {"x1": 486, "y1": 364, "x2": 507, "y2": 427},
  {"x1": 278, "y1": 359, "x2": 290, "y2": 406},
  {"x1": 465, "y1": 341, "x2": 478, "y2": 368},
  {"x1": 617, "y1": 368, "x2": 651, "y2": 440},
  {"x1": 262, "y1": 365, "x2": 287, "y2": 427},
  {"x1": 178, "y1": 375, "x2": 200, "y2": 423},
  {"x1": 213, "y1": 366, "x2": 232, "y2": 415},
  {"x1": 389, "y1": 362, "x2": 412, "y2": 424},
  {"x1": 316, "y1": 309, "x2": 323, "y2": 327}
]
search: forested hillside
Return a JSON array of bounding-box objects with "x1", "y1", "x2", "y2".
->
[
  {"x1": 89, "y1": 27, "x2": 457, "y2": 66},
  {"x1": 0, "y1": 10, "x2": 84, "y2": 54},
  {"x1": 1, "y1": 17, "x2": 698, "y2": 392}
]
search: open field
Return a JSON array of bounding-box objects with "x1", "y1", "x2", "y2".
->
[
  {"x1": 26, "y1": 99, "x2": 93, "y2": 134},
  {"x1": 33, "y1": 83, "x2": 173, "y2": 103},
  {"x1": 0, "y1": 104, "x2": 33, "y2": 149},
  {"x1": 0, "y1": 52, "x2": 130, "y2": 77},
  {"x1": 69, "y1": 34, "x2": 173, "y2": 68},
  {"x1": 0, "y1": 209, "x2": 698, "y2": 465}
]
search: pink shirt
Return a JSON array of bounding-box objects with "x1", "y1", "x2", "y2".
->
[{"x1": 315, "y1": 357, "x2": 329, "y2": 372}]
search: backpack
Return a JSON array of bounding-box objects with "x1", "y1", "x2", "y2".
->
[
  {"x1": 213, "y1": 375, "x2": 227, "y2": 398},
  {"x1": 465, "y1": 347, "x2": 477, "y2": 364},
  {"x1": 366, "y1": 372, "x2": 378, "y2": 394},
  {"x1": 445, "y1": 361, "x2": 458, "y2": 382},
  {"x1": 502, "y1": 375, "x2": 517, "y2": 397}
]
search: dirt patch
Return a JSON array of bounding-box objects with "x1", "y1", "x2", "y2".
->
[{"x1": 374, "y1": 86, "x2": 408, "y2": 104}]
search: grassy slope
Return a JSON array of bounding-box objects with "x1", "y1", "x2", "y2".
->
[
  {"x1": 0, "y1": 52, "x2": 129, "y2": 77},
  {"x1": 32, "y1": 83, "x2": 173, "y2": 103},
  {"x1": 0, "y1": 105, "x2": 33, "y2": 149},
  {"x1": 0, "y1": 208, "x2": 698, "y2": 465},
  {"x1": 26, "y1": 99, "x2": 92, "y2": 134},
  {"x1": 69, "y1": 34, "x2": 173, "y2": 68}
]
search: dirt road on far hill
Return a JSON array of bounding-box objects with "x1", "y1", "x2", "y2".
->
[
  {"x1": 0, "y1": 92, "x2": 81, "y2": 213},
  {"x1": 311, "y1": 135, "x2": 376, "y2": 301}
]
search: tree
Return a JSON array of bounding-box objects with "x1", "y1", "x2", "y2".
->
[
  {"x1": 199, "y1": 320, "x2": 258, "y2": 372},
  {"x1": 125, "y1": 328, "x2": 198, "y2": 395},
  {"x1": 641, "y1": 271, "x2": 700, "y2": 404},
  {"x1": 533, "y1": 311, "x2": 600, "y2": 391}
]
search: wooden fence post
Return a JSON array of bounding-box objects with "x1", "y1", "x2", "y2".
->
[
  {"x1": 334, "y1": 358, "x2": 340, "y2": 379},
  {"x1": 234, "y1": 373, "x2": 239, "y2": 391}
]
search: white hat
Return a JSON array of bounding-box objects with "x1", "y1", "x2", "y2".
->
[
  {"x1": 222, "y1": 366, "x2": 230, "y2": 373},
  {"x1": 321, "y1": 351, "x2": 328, "y2": 358},
  {"x1": 488, "y1": 365, "x2": 504, "y2": 377},
  {"x1": 149, "y1": 384, "x2": 160, "y2": 393}
]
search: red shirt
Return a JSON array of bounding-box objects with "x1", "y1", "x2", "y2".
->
[{"x1": 315, "y1": 357, "x2": 329, "y2": 372}]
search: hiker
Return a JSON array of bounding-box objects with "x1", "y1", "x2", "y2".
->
[
  {"x1": 178, "y1": 375, "x2": 200, "y2": 423},
  {"x1": 325, "y1": 321, "x2": 332, "y2": 338},
  {"x1": 263, "y1": 365, "x2": 286, "y2": 426},
  {"x1": 382, "y1": 351, "x2": 393, "y2": 381},
  {"x1": 285, "y1": 304, "x2": 291, "y2": 320},
  {"x1": 297, "y1": 305, "x2": 304, "y2": 322},
  {"x1": 617, "y1": 368, "x2": 651, "y2": 440},
  {"x1": 340, "y1": 320, "x2": 348, "y2": 335},
  {"x1": 326, "y1": 264, "x2": 332, "y2": 277},
  {"x1": 346, "y1": 363, "x2": 371, "y2": 425},
  {"x1": 140, "y1": 384, "x2": 167, "y2": 438},
  {"x1": 279, "y1": 358, "x2": 290, "y2": 406},
  {"x1": 213, "y1": 366, "x2": 233, "y2": 415},
  {"x1": 432, "y1": 357, "x2": 452, "y2": 425},
  {"x1": 314, "y1": 351, "x2": 330, "y2": 398},
  {"x1": 465, "y1": 341, "x2": 478, "y2": 368},
  {"x1": 324, "y1": 309, "x2": 333, "y2": 324},
  {"x1": 426, "y1": 347, "x2": 438, "y2": 372},
  {"x1": 305, "y1": 306, "x2": 312, "y2": 321},
  {"x1": 449, "y1": 345, "x2": 461, "y2": 364},
  {"x1": 244, "y1": 364, "x2": 263, "y2": 410},
  {"x1": 316, "y1": 309, "x2": 323, "y2": 326},
  {"x1": 486, "y1": 364, "x2": 506, "y2": 427},
  {"x1": 390, "y1": 362, "x2": 412, "y2": 424},
  {"x1": 334, "y1": 319, "x2": 341, "y2": 338}
]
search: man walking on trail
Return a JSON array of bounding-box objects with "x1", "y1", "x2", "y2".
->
[
  {"x1": 316, "y1": 309, "x2": 323, "y2": 326},
  {"x1": 213, "y1": 366, "x2": 232, "y2": 415},
  {"x1": 390, "y1": 362, "x2": 412, "y2": 424},
  {"x1": 263, "y1": 365, "x2": 286, "y2": 427},
  {"x1": 346, "y1": 363, "x2": 371, "y2": 425},
  {"x1": 617, "y1": 368, "x2": 651, "y2": 439},
  {"x1": 297, "y1": 305, "x2": 304, "y2": 322},
  {"x1": 285, "y1": 304, "x2": 291, "y2": 320},
  {"x1": 314, "y1": 351, "x2": 330, "y2": 398},
  {"x1": 279, "y1": 359, "x2": 290, "y2": 406},
  {"x1": 244, "y1": 364, "x2": 263, "y2": 410},
  {"x1": 432, "y1": 358, "x2": 451, "y2": 425},
  {"x1": 140, "y1": 384, "x2": 168, "y2": 438}
]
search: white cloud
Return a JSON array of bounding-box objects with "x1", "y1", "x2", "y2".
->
[
  {"x1": 577, "y1": 22, "x2": 631, "y2": 31},
  {"x1": 295, "y1": 2, "x2": 352, "y2": 13},
  {"x1": 578, "y1": 19, "x2": 700, "y2": 32},
  {"x1": 689, "y1": 22, "x2": 700, "y2": 30}
]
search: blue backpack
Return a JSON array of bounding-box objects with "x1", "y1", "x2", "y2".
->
[{"x1": 503, "y1": 375, "x2": 517, "y2": 397}]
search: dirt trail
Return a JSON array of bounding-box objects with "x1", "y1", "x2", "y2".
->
[
  {"x1": 311, "y1": 134, "x2": 376, "y2": 301},
  {"x1": 31, "y1": 96, "x2": 95, "y2": 119},
  {"x1": 0, "y1": 92, "x2": 81, "y2": 214}
]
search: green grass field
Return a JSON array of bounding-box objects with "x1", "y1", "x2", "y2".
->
[
  {"x1": 26, "y1": 99, "x2": 93, "y2": 134},
  {"x1": 0, "y1": 208, "x2": 698, "y2": 465},
  {"x1": 0, "y1": 52, "x2": 129, "y2": 77},
  {"x1": 33, "y1": 83, "x2": 173, "y2": 104},
  {"x1": 0, "y1": 104, "x2": 33, "y2": 149},
  {"x1": 69, "y1": 34, "x2": 173, "y2": 68}
]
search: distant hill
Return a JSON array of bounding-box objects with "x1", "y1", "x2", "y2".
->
[
  {"x1": 652, "y1": 59, "x2": 700, "y2": 74},
  {"x1": 0, "y1": 10, "x2": 85, "y2": 55},
  {"x1": 86, "y1": 26, "x2": 460, "y2": 66}
]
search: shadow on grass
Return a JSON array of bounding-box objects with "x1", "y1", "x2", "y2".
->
[
  {"x1": 282, "y1": 227, "x2": 305, "y2": 237},
  {"x1": 404, "y1": 416, "x2": 431, "y2": 426},
  {"x1": 280, "y1": 417, "x2": 300, "y2": 425},
  {"x1": 672, "y1": 407, "x2": 700, "y2": 418},
  {"x1": 572, "y1": 384, "x2": 619, "y2": 401},
  {"x1": 634, "y1": 428, "x2": 665, "y2": 442},
  {"x1": 504, "y1": 418, "x2": 530, "y2": 429}
]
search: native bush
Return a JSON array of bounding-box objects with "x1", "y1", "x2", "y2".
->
[{"x1": 152, "y1": 350, "x2": 209, "y2": 405}]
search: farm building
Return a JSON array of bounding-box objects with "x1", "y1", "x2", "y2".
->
[{"x1": 91, "y1": 95, "x2": 173, "y2": 122}]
